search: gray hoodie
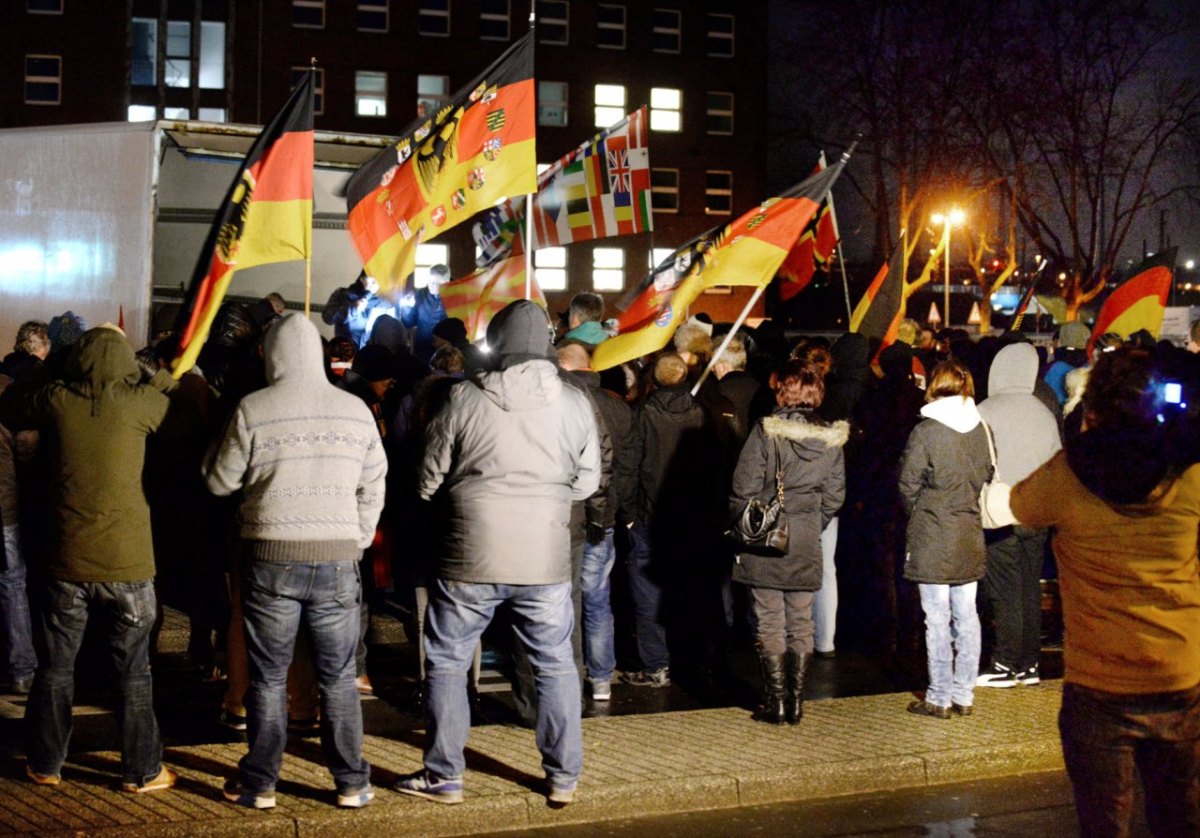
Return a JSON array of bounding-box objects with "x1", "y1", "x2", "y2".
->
[{"x1": 978, "y1": 343, "x2": 1061, "y2": 487}]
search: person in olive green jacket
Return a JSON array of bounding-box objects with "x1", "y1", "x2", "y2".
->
[{"x1": 5, "y1": 325, "x2": 195, "y2": 792}]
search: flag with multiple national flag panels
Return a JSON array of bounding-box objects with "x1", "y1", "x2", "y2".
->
[
  {"x1": 472, "y1": 107, "x2": 652, "y2": 267},
  {"x1": 345, "y1": 32, "x2": 536, "y2": 293},
  {"x1": 441, "y1": 254, "x2": 547, "y2": 341},
  {"x1": 1087, "y1": 248, "x2": 1176, "y2": 355},
  {"x1": 849, "y1": 233, "x2": 907, "y2": 348},
  {"x1": 171, "y1": 69, "x2": 315, "y2": 377},
  {"x1": 592, "y1": 155, "x2": 850, "y2": 372},
  {"x1": 778, "y1": 197, "x2": 836, "y2": 301}
]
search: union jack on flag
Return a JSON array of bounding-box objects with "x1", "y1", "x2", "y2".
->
[{"x1": 608, "y1": 148, "x2": 632, "y2": 193}]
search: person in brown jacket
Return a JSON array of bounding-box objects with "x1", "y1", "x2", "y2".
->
[{"x1": 1011, "y1": 347, "x2": 1200, "y2": 838}]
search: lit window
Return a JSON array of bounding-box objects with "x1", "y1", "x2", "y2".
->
[
  {"x1": 536, "y1": 247, "x2": 568, "y2": 291},
  {"x1": 705, "y1": 170, "x2": 733, "y2": 215},
  {"x1": 127, "y1": 105, "x2": 156, "y2": 122},
  {"x1": 538, "y1": 0, "x2": 568, "y2": 46},
  {"x1": 417, "y1": 74, "x2": 448, "y2": 119},
  {"x1": 650, "y1": 87, "x2": 681, "y2": 132},
  {"x1": 706, "y1": 91, "x2": 733, "y2": 135},
  {"x1": 538, "y1": 81, "x2": 568, "y2": 127},
  {"x1": 652, "y1": 8, "x2": 681, "y2": 54},
  {"x1": 651, "y1": 169, "x2": 679, "y2": 213},
  {"x1": 198, "y1": 107, "x2": 227, "y2": 122},
  {"x1": 707, "y1": 13, "x2": 734, "y2": 57},
  {"x1": 199, "y1": 22, "x2": 225, "y2": 89},
  {"x1": 593, "y1": 247, "x2": 624, "y2": 291},
  {"x1": 164, "y1": 21, "x2": 192, "y2": 88},
  {"x1": 163, "y1": 106, "x2": 189, "y2": 119},
  {"x1": 597, "y1": 4, "x2": 625, "y2": 49},
  {"x1": 131, "y1": 19, "x2": 156, "y2": 87},
  {"x1": 419, "y1": 0, "x2": 450, "y2": 37},
  {"x1": 292, "y1": 0, "x2": 325, "y2": 28},
  {"x1": 358, "y1": 1, "x2": 388, "y2": 32},
  {"x1": 356, "y1": 72, "x2": 388, "y2": 117},
  {"x1": 292, "y1": 67, "x2": 324, "y2": 115},
  {"x1": 415, "y1": 244, "x2": 450, "y2": 288},
  {"x1": 480, "y1": 0, "x2": 509, "y2": 41},
  {"x1": 594, "y1": 83, "x2": 625, "y2": 127},
  {"x1": 649, "y1": 247, "x2": 675, "y2": 270},
  {"x1": 27, "y1": 0, "x2": 62, "y2": 12},
  {"x1": 24, "y1": 55, "x2": 61, "y2": 105}
]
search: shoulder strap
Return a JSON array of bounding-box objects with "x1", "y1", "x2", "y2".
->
[{"x1": 980, "y1": 420, "x2": 998, "y2": 472}]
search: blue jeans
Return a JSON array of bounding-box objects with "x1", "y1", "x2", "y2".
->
[
  {"x1": 1, "y1": 525, "x2": 36, "y2": 683},
  {"x1": 812, "y1": 518, "x2": 839, "y2": 653},
  {"x1": 918, "y1": 582, "x2": 980, "y2": 708},
  {"x1": 239, "y1": 560, "x2": 368, "y2": 794},
  {"x1": 424, "y1": 578, "x2": 581, "y2": 786},
  {"x1": 626, "y1": 523, "x2": 669, "y2": 671},
  {"x1": 25, "y1": 578, "x2": 162, "y2": 786},
  {"x1": 580, "y1": 529, "x2": 616, "y2": 683}
]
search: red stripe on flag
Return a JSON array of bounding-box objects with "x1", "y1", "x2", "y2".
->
[{"x1": 246, "y1": 130, "x2": 315, "y2": 201}]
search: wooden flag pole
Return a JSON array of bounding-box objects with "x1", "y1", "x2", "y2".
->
[
  {"x1": 524, "y1": 7, "x2": 536, "y2": 300},
  {"x1": 691, "y1": 282, "x2": 767, "y2": 397}
]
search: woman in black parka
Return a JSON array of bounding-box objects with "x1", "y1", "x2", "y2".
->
[{"x1": 730, "y1": 360, "x2": 847, "y2": 724}]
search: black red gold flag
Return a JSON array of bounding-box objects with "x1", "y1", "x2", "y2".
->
[{"x1": 849, "y1": 233, "x2": 907, "y2": 347}]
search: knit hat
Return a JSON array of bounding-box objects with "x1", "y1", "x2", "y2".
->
[
  {"x1": 486, "y1": 300, "x2": 553, "y2": 368},
  {"x1": 352, "y1": 344, "x2": 395, "y2": 382},
  {"x1": 48, "y1": 311, "x2": 87, "y2": 350},
  {"x1": 1057, "y1": 321, "x2": 1091, "y2": 349},
  {"x1": 433, "y1": 317, "x2": 468, "y2": 344}
]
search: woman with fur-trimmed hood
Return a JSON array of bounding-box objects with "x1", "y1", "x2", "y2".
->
[{"x1": 729, "y1": 360, "x2": 847, "y2": 725}]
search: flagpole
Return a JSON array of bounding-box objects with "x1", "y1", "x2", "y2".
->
[
  {"x1": 821, "y1": 150, "x2": 853, "y2": 324},
  {"x1": 524, "y1": 7, "x2": 537, "y2": 300},
  {"x1": 691, "y1": 282, "x2": 767, "y2": 397},
  {"x1": 305, "y1": 61, "x2": 317, "y2": 318}
]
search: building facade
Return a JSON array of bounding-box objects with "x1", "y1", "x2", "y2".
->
[{"x1": 4, "y1": 0, "x2": 768, "y2": 319}]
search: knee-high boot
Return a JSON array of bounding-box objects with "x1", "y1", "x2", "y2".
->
[
  {"x1": 756, "y1": 654, "x2": 786, "y2": 725},
  {"x1": 785, "y1": 651, "x2": 808, "y2": 725}
]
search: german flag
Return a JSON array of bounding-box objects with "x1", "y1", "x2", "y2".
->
[
  {"x1": 346, "y1": 32, "x2": 536, "y2": 293},
  {"x1": 849, "y1": 233, "x2": 907, "y2": 347},
  {"x1": 594, "y1": 155, "x2": 849, "y2": 372},
  {"x1": 441, "y1": 253, "x2": 546, "y2": 342},
  {"x1": 778, "y1": 161, "x2": 838, "y2": 302},
  {"x1": 171, "y1": 71, "x2": 314, "y2": 377},
  {"x1": 1087, "y1": 248, "x2": 1176, "y2": 355}
]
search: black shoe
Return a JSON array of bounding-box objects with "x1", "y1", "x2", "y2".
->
[
  {"x1": 976, "y1": 661, "x2": 1019, "y2": 688},
  {"x1": 907, "y1": 699, "x2": 951, "y2": 719},
  {"x1": 951, "y1": 703, "x2": 973, "y2": 716},
  {"x1": 812, "y1": 649, "x2": 836, "y2": 660},
  {"x1": 1015, "y1": 664, "x2": 1041, "y2": 686},
  {"x1": 9, "y1": 675, "x2": 34, "y2": 695},
  {"x1": 755, "y1": 654, "x2": 786, "y2": 725}
]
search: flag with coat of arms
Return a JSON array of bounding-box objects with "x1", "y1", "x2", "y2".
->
[{"x1": 473, "y1": 107, "x2": 652, "y2": 267}]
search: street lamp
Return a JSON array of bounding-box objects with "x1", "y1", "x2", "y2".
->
[{"x1": 931, "y1": 209, "x2": 965, "y2": 328}]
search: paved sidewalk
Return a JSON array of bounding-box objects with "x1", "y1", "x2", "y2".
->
[{"x1": 0, "y1": 682, "x2": 1064, "y2": 837}]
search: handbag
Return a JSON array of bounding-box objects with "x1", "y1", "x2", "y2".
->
[
  {"x1": 726, "y1": 437, "x2": 791, "y2": 556},
  {"x1": 978, "y1": 421, "x2": 1016, "y2": 529}
]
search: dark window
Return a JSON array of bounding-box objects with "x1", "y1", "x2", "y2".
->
[
  {"x1": 538, "y1": 0, "x2": 568, "y2": 45},
  {"x1": 292, "y1": 0, "x2": 324, "y2": 28},
  {"x1": 27, "y1": 0, "x2": 63, "y2": 12},
  {"x1": 480, "y1": 0, "x2": 509, "y2": 41},
  {"x1": 706, "y1": 91, "x2": 733, "y2": 135},
  {"x1": 707, "y1": 13, "x2": 734, "y2": 57},
  {"x1": 596, "y1": 4, "x2": 625, "y2": 50},
  {"x1": 291, "y1": 66, "x2": 324, "y2": 115},
  {"x1": 652, "y1": 8, "x2": 681, "y2": 54},
  {"x1": 705, "y1": 170, "x2": 733, "y2": 215},
  {"x1": 131, "y1": 18, "x2": 156, "y2": 86},
  {"x1": 418, "y1": 0, "x2": 450, "y2": 36},
  {"x1": 357, "y1": 1, "x2": 388, "y2": 32},
  {"x1": 651, "y1": 168, "x2": 679, "y2": 213},
  {"x1": 25, "y1": 55, "x2": 61, "y2": 104}
]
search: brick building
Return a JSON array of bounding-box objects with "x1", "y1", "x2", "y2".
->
[{"x1": 3, "y1": 0, "x2": 768, "y2": 319}]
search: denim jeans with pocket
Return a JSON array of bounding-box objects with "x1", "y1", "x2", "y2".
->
[
  {"x1": 0, "y1": 524, "x2": 36, "y2": 684},
  {"x1": 239, "y1": 559, "x2": 368, "y2": 795},
  {"x1": 918, "y1": 581, "x2": 980, "y2": 708},
  {"x1": 580, "y1": 529, "x2": 617, "y2": 684},
  {"x1": 26, "y1": 578, "x2": 162, "y2": 786},
  {"x1": 424, "y1": 578, "x2": 581, "y2": 787}
]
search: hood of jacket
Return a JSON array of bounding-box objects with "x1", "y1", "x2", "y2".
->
[
  {"x1": 264, "y1": 313, "x2": 326, "y2": 385},
  {"x1": 487, "y1": 300, "x2": 554, "y2": 368},
  {"x1": 646, "y1": 383, "x2": 696, "y2": 415},
  {"x1": 478, "y1": 359, "x2": 564, "y2": 411},
  {"x1": 563, "y1": 320, "x2": 609, "y2": 346},
  {"x1": 988, "y1": 343, "x2": 1038, "y2": 396},
  {"x1": 62, "y1": 326, "x2": 140, "y2": 390},
  {"x1": 1067, "y1": 427, "x2": 1179, "y2": 509},
  {"x1": 920, "y1": 395, "x2": 982, "y2": 433},
  {"x1": 830, "y1": 333, "x2": 871, "y2": 382},
  {"x1": 763, "y1": 409, "x2": 849, "y2": 462}
]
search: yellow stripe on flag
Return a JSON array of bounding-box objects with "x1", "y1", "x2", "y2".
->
[
  {"x1": 235, "y1": 198, "x2": 313, "y2": 270},
  {"x1": 592, "y1": 272, "x2": 706, "y2": 371},
  {"x1": 1103, "y1": 295, "x2": 1168, "y2": 341}
]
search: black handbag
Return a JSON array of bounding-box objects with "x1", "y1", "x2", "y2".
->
[{"x1": 726, "y1": 438, "x2": 790, "y2": 556}]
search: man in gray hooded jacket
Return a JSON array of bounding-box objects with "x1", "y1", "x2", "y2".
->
[
  {"x1": 977, "y1": 341, "x2": 1061, "y2": 688},
  {"x1": 395, "y1": 300, "x2": 601, "y2": 807}
]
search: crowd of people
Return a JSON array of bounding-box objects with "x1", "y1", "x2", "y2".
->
[{"x1": 0, "y1": 288, "x2": 1196, "y2": 834}]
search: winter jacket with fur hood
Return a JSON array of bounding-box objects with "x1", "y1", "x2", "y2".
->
[
  {"x1": 898, "y1": 395, "x2": 990, "y2": 584},
  {"x1": 730, "y1": 407, "x2": 847, "y2": 591},
  {"x1": 204, "y1": 314, "x2": 387, "y2": 560},
  {"x1": 977, "y1": 343, "x2": 1061, "y2": 488},
  {"x1": 419, "y1": 301, "x2": 601, "y2": 585}
]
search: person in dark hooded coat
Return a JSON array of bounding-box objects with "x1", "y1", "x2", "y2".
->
[{"x1": 730, "y1": 360, "x2": 846, "y2": 725}]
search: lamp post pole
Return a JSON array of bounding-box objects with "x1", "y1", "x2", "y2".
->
[{"x1": 943, "y1": 224, "x2": 952, "y2": 329}]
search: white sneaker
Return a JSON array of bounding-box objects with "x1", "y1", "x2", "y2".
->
[{"x1": 591, "y1": 680, "x2": 612, "y2": 701}]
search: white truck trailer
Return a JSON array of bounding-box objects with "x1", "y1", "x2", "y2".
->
[{"x1": 0, "y1": 120, "x2": 388, "y2": 347}]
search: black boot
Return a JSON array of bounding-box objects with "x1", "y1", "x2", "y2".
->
[
  {"x1": 756, "y1": 654, "x2": 786, "y2": 725},
  {"x1": 785, "y1": 651, "x2": 808, "y2": 725}
]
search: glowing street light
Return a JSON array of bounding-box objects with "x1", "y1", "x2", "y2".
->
[{"x1": 932, "y1": 208, "x2": 965, "y2": 328}]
